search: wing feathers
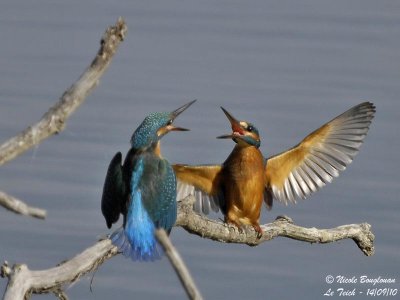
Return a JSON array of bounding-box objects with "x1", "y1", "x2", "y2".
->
[
  {"x1": 173, "y1": 164, "x2": 223, "y2": 214},
  {"x1": 266, "y1": 102, "x2": 375, "y2": 204},
  {"x1": 101, "y1": 152, "x2": 126, "y2": 228}
]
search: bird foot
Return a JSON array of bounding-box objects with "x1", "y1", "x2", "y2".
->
[
  {"x1": 225, "y1": 219, "x2": 262, "y2": 238},
  {"x1": 252, "y1": 224, "x2": 263, "y2": 239},
  {"x1": 225, "y1": 220, "x2": 244, "y2": 234}
]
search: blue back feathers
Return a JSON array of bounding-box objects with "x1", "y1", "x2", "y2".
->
[{"x1": 111, "y1": 158, "x2": 163, "y2": 261}]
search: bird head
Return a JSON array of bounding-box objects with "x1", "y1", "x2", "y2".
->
[
  {"x1": 130, "y1": 100, "x2": 196, "y2": 150},
  {"x1": 217, "y1": 107, "x2": 261, "y2": 148}
]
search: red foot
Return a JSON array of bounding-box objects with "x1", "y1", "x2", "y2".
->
[{"x1": 253, "y1": 224, "x2": 263, "y2": 239}]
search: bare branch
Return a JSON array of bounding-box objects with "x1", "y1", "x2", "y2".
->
[
  {"x1": 0, "y1": 17, "x2": 127, "y2": 167},
  {"x1": 1, "y1": 232, "x2": 205, "y2": 300},
  {"x1": 0, "y1": 195, "x2": 375, "y2": 298},
  {"x1": 176, "y1": 196, "x2": 375, "y2": 256},
  {"x1": 53, "y1": 290, "x2": 69, "y2": 300},
  {"x1": 155, "y1": 229, "x2": 203, "y2": 300},
  {"x1": 1, "y1": 239, "x2": 117, "y2": 300},
  {"x1": 0, "y1": 190, "x2": 46, "y2": 219},
  {"x1": 0, "y1": 18, "x2": 127, "y2": 218},
  {"x1": 1, "y1": 233, "x2": 206, "y2": 300}
]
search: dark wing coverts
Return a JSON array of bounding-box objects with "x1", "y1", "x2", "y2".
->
[{"x1": 101, "y1": 152, "x2": 126, "y2": 228}]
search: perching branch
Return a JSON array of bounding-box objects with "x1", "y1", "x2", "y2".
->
[
  {"x1": 0, "y1": 18, "x2": 127, "y2": 218},
  {"x1": 155, "y1": 229, "x2": 203, "y2": 300},
  {"x1": 176, "y1": 196, "x2": 375, "y2": 256},
  {"x1": 1, "y1": 231, "x2": 203, "y2": 300},
  {"x1": 1, "y1": 195, "x2": 375, "y2": 299},
  {"x1": 0, "y1": 190, "x2": 46, "y2": 220}
]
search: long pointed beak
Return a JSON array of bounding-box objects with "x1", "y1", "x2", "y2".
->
[
  {"x1": 171, "y1": 99, "x2": 197, "y2": 119},
  {"x1": 216, "y1": 133, "x2": 234, "y2": 139},
  {"x1": 167, "y1": 125, "x2": 190, "y2": 132},
  {"x1": 167, "y1": 99, "x2": 196, "y2": 132},
  {"x1": 217, "y1": 107, "x2": 244, "y2": 139},
  {"x1": 220, "y1": 107, "x2": 240, "y2": 126}
]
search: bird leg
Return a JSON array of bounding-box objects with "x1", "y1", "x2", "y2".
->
[
  {"x1": 225, "y1": 218, "x2": 244, "y2": 234},
  {"x1": 252, "y1": 224, "x2": 263, "y2": 239},
  {"x1": 225, "y1": 218, "x2": 262, "y2": 238}
]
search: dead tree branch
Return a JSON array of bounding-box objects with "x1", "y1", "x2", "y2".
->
[
  {"x1": 0, "y1": 17, "x2": 127, "y2": 218},
  {"x1": 156, "y1": 229, "x2": 203, "y2": 300},
  {"x1": 0, "y1": 17, "x2": 127, "y2": 166},
  {"x1": 175, "y1": 196, "x2": 375, "y2": 256},
  {"x1": 1, "y1": 195, "x2": 375, "y2": 299},
  {"x1": 0, "y1": 190, "x2": 46, "y2": 219},
  {"x1": 1, "y1": 239, "x2": 117, "y2": 300}
]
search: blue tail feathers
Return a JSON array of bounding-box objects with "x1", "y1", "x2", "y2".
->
[
  {"x1": 110, "y1": 189, "x2": 164, "y2": 261},
  {"x1": 110, "y1": 227, "x2": 163, "y2": 262},
  {"x1": 110, "y1": 158, "x2": 163, "y2": 261}
]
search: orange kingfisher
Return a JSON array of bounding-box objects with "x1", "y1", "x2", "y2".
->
[{"x1": 173, "y1": 102, "x2": 376, "y2": 236}]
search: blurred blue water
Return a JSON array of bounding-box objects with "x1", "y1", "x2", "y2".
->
[{"x1": 1, "y1": 1, "x2": 399, "y2": 299}]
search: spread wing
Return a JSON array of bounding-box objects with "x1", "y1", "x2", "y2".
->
[
  {"x1": 265, "y1": 102, "x2": 376, "y2": 204},
  {"x1": 172, "y1": 164, "x2": 223, "y2": 214},
  {"x1": 101, "y1": 152, "x2": 127, "y2": 228}
]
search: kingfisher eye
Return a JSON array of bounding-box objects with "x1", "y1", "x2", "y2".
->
[
  {"x1": 167, "y1": 119, "x2": 173, "y2": 126},
  {"x1": 247, "y1": 125, "x2": 254, "y2": 132}
]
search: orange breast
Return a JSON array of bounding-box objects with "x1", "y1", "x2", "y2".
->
[{"x1": 222, "y1": 145, "x2": 265, "y2": 226}]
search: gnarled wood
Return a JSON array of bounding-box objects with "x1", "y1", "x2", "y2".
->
[
  {"x1": 0, "y1": 17, "x2": 127, "y2": 167},
  {"x1": 0, "y1": 190, "x2": 46, "y2": 219},
  {"x1": 176, "y1": 196, "x2": 374, "y2": 256},
  {"x1": 1, "y1": 196, "x2": 375, "y2": 299},
  {"x1": 1, "y1": 239, "x2": 117, "y2": 300},
  {"x1": 0, "y1": 18, "x2": 127, "y2": 219}
]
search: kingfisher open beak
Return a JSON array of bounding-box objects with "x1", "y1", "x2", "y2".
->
[
  {"x1": 217, "y1": 107, "x2": 245, "y2": 139},
  {"x1": 171, "y1": 99, "x2": 196, "y2": 119},
  {"x1": 167, "y1": 125, "x2": 190, "y2": 132},
  {"x1": 169, "y1": 99, "x2": 196, "y2": 131}
]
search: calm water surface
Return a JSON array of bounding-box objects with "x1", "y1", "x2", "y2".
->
[{"x1": 1, "y1": 1, "x2": 399, "y2": 299}]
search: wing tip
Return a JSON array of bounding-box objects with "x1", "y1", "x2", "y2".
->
[
  {"x1": 106, "y1": 221, "x2": 112, "y2": 229},
  {"x1": 266, "y1": 101, "x2": 376, "y2": 206},
  {"x1": 353, "y1": 101, "x2": 376, "y2": 117}
]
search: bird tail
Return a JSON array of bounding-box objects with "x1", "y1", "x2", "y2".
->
[
  {"x1": 111, "y1": 158, "x2": 164, "y2": 262},
  {"x1": 110, "y1": 187, "x2": 163, "y2": 262},
  {"x1": 110, "y1": 227, "x2": 163, "y2": 262}
]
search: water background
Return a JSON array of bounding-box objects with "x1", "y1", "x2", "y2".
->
[{"x1": 1, "y1": 1, "x2": 399, "y2": 299}]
